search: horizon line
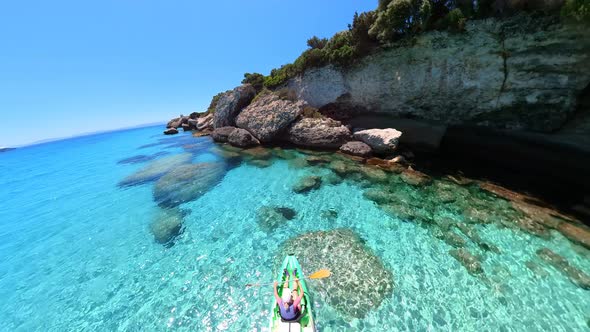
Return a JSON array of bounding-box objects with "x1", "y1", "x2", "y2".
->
[{"x1": 5, "y1": 121, "x2": 166, "y2": 149}]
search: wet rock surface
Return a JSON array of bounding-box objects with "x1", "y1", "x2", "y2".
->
[
  {"x1": 228, "y1": 128, "x2": 260, "y2": 148},
  {"x1": 118, "y1": 153, "x2": 193, "y2": 187},
  {"x1": 280, "y1": 229, "x2": 394, "y2": 318},
  {"x1": 211, "y1": 126, "x2": 236, "y2": 143},
  {"x1": 153, "y1": 162, "x2": 226, "y2": 207}
]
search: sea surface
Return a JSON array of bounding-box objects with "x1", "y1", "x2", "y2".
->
[{"x1": 1, "y1": 125, "x2": 589, "y2": 331}]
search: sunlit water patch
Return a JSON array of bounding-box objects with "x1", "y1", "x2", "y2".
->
[{"x1": 0, "y1": 126, "x2": 588, "y2": 331}]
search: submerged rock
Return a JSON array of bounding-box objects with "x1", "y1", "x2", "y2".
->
[
  {"x1": 450, "y1": 248, "x2": 484, "y2": 275},
  {"x1": 228, "y1": 128, "x2": 260, "y2": 148},
  {"x1": 213, "y1": 84, "x2": 256, "y2": 128},
  {"x1": 241, "y1": 146, "x2": 273, "y2": 160},
  {"x1": 257, "y1": 206, "x2": 297, "y2": 232},
  {"x1": 328, "y1": 160, "x2": 359, "y2": 177},
  {"x1": 537, "y1": 248, "x2": 590, "y2": 289},
  {"x1": 439, "y1": 231, "x2": 467, "y2": 248},
  {"x1": 150, "y1": 208, "x2": 184, "y2": 245},
  {"x1": 236, "y1": 92, "x2": 305, "y2": 142},
  {"x1": 284, "y1": 117, "x2": 351, "y2": 148},
  {"x1": 456, "y1": 223, "x2": 501, "y2": 253},
  {"x1": 360, "y1": 166, "x2": 388, "y2": 183},
  {"x1": 305, "y1": 155, "x2": 332, "y2": 166},
  {"x1": 353, "y1": 128, "x2": 402, "y2": 154},
  {"x1": 117, "y1": 151, "x2": 170, "y2": 165},
  {"x1": 339, "y1": 141, "x2": 372, "y2": 157},
  {"x1": 287, "y1": 157, "x2": 309, "y2": 169},
  {"x1": 247, "y1": 159, "x2": 273, "y2": 168},
  {"x1": 400, "y1": 168, "x2": 432, "y2": 186},
  {"x1": 292, "y1": 176, "x2": 322, "y2": 194},
  {"x1": 153, "y1": 162, "x2": 226, "y2": 207},
  {"x1": 280, "y1": 229, "x2": 394, "y2": 318},
  {"x1": 272, "y1": 148, "x2": 297, "y2": 160},
  {"x1": 363, "y1": 188, "x2": 393, "y2": 205},
  {"x1": 118, "y1": 153, "x2": 193, "y2": 187},
  {"x1": 525, "y1": 260, "x2": 549, "y2": 278},
  {"x1": 320, "y1": 209, "x2": 338, "y2": 220}
]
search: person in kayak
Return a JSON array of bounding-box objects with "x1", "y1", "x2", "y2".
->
[{"x1": 273, "y1": 269, "x2": 303, "y2": 321}]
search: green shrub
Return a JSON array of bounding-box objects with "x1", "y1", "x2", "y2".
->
[
  {"x1": 242, "y1": 73, "x2": 265, "y2": 92},
  {"x1": 307, "y1": 36, "x2": 329, "y2": 49},
  {"x1": 369, "y1": 0, "x2": 432, "y2": 43},
  {"x1": 445, "y1": 8, "x2": 466, "y2": 31},
  {"x1": 349, "y1": 11, "x2": 379, "y2": 55},
  {"x1": 561, "y1": 0, "x2": 590, "y2": 23}
]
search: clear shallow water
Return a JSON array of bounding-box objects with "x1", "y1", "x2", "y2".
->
[{"x1": 0, "y1": 126, "x2": 589, "y2": 331}]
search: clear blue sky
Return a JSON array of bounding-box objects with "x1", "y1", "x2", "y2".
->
[{"x1": 0, "y1": 0, "x2": 377, "y2": 147}]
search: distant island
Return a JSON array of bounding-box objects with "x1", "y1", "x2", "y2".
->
[{"x1": 0, "y1": 147, "x2": 15, "y2": 153}]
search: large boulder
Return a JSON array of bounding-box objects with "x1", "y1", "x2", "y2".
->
[
  {"x1": 284, "y1": 117, "x2": 351, "y2": 148},
  {"x1": 235, "y1": 93, "x2": 305, "y2": 142},
  {"x1": 212, "y1": 84, "x2": 256, "y2": 128},
  {"x1": 211, "y1": 126, "x2": 236, "y2": 143},
  {"x1": 118, "y1": 153, "x2": 192, "y2": 187},
  {"x1": 153, "y1": 162, "x2": 226, "y2": 207},
  {"x1": 339, "y1": 141, "x2": 372, "y2": 157},
  {"x1": 354, "y1": 128, "x2": 402, "y2": 154},
  {"x1": 228, "y1": 128, "x2": 260, "y2": 148},
  {"x1": 197, "y1": 113, "x2": 213, "y2": 131},
  {"x1": 150, "y1": 208, "x2": 184, "y2": 245},
  {"x1": 280, "y1": 229, "x2": 394, "y2": 318}
]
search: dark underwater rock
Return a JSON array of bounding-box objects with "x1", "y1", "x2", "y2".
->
[
  {"x1": 450, "y1": 248, "x2": 484, "y2": 275},
  {"x1": 280, "y1": 229, "x2": 394, "y2": 319},
  {"x1": 153, "y1": 162, "x2": 226, "y2": 207},
  {"x1": 150, "y1": 208, "x2": 184, "y2": 245},
  {"x1": 292, "y1": 176, "x2": 322, "y2": 194},
  {"x1": 117, "y1": 151, "x2": 170, "y2": 165},
  {"x1": 400, "y1": 168, "x2": 432, "y2": 186},
  {"x1": 536, "y1": 248, "x2": 590, "y2": 290},
  {"x1": 118, "y1": 153, "x2": 193, "y2": 187},
  {"x1": 241, "y1": 146, "x2": 272, "y2": 160},
  {"x1": 256, "y1": 206, "x2": 296, "y2": 232},
  {"x1": 363, "y1": 188, "x2": 393, "y2": 205},
  {"x1": 360, "y1": 166, "x2": 388, "y2": 183}
]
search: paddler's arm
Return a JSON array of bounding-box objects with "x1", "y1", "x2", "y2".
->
[
  {"x1": 273, "y1": 281, "x2": 281, "y2": 303},
  {"x1": 295, "y1": 278, "x2": 304, "y2": 301}
]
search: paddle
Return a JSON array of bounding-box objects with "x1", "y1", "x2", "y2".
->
[{"x1": 245, "y1": 269, "x2": 331, "y2": 287}]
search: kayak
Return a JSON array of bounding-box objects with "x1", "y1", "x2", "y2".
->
[{"x1": 269, "y1": 255, "x2": 316, "y2": 332}]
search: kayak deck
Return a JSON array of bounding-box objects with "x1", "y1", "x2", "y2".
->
[{"x1": 270, "y1": 255, "x2": 316, "y2": 332}]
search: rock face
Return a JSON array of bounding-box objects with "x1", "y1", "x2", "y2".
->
[
  {"x1": 339, "y1": 141, "x2": 372, "y2": 157},
  {"x1": 211, "y1": 126, "x2": 236, "y2": 143},
  {"x1": 280, "y1": 229, "x2": 394, "y2": 318},
  {"x1": 153, "y1": 162, "x2": 226, "y2": 207},
  {"x1": 196, "y1": 113, "x2": 213, "y2": 131},
  {"x1": 287, "y1": 15, "x2": 590, "y2": 132},
  {"x1": 118, "y1": 153, "x2": 193, "y2": 187},
  {"x1": 150, "y1": 208, "x2": 184, "y2": 245},
  {"x1": 284, "y1": 117, "x2": 351, "y2": 148},
  {"x1": 235, "y1": 93, "x2": 305, "y2": 142},
  {"x1": 354, "y1": 128, "x2": 402, "y2": 154},
  {"x1": 228, "y1": 128, "x2": 260, "y2": 148},
  {"x1": 213, "y1": 84, "x2": 256, "y2": 128}
]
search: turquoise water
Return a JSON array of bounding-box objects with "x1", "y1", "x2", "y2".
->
[{"x1": 1, "y1": 125, "x2": 589, "y2": 331}]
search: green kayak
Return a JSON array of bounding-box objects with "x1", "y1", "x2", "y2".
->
[{"x1": 270, "y1": 255, "x2": 316, "y2": 332}]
